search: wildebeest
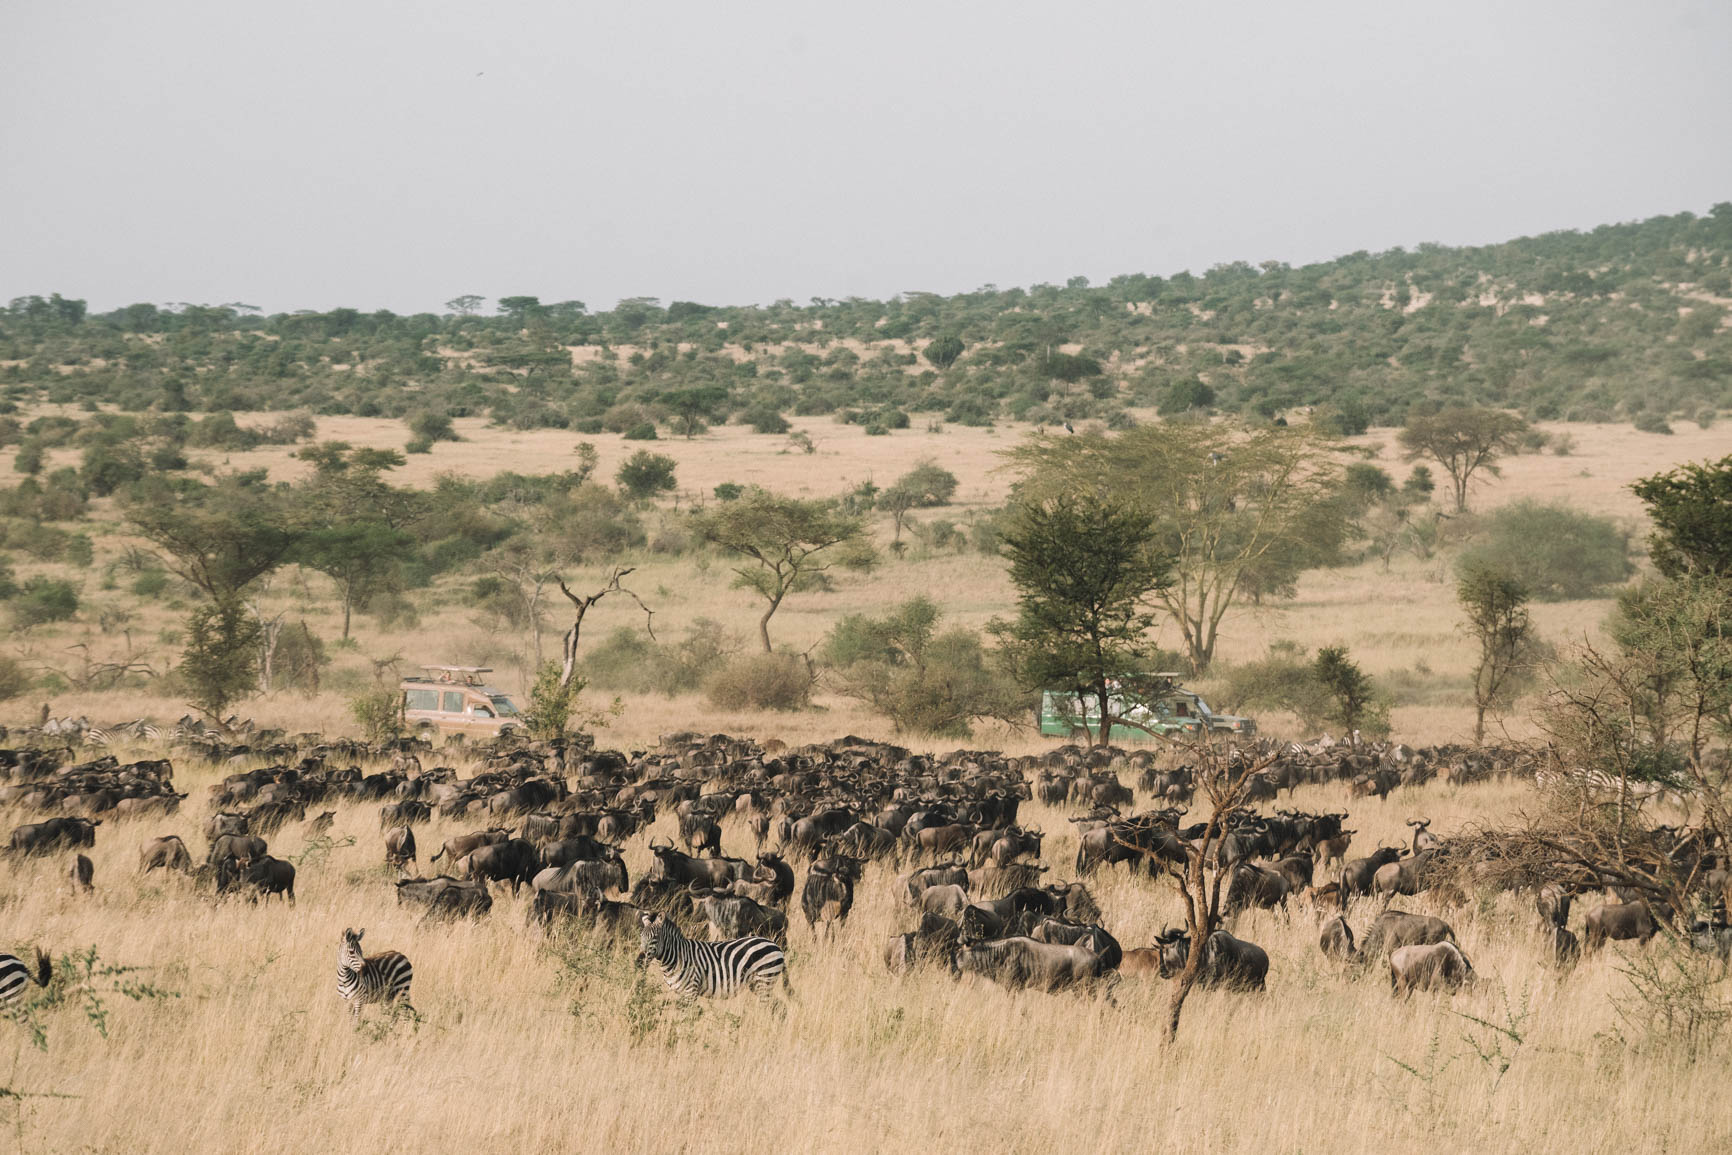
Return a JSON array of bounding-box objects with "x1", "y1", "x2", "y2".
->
[
  {"x1": 1153, "y1": 928, "x2": 1269, "y2": 990},
  {"x1": 385, "y1": 826, "x2": 416, "y2": 874},
  {"x1": 207, "y1": 834, "x2": 267, "y2": 871},
  {"x1": 139, "y1": 834, "x2": 192, "y2": 873},
  {"x1": 1535, "y1": 882, "x2": 1573, "y2": 930},
  {"x1": 1550, "y1": 923, "x2": 1581, "y2": 966},
  {"x1": 1029, "y1": 917, "x2": 1122, "y2": 970},
  {"x1": 204, "y1": 812, "x2": 249, "y2": 842},
  {"x1": 1227, "y1": 863, "x2": 1291, "y2": 913},
  {"x1": 379, "y1": 800, "x2": 431, "y2": 830},
  {"x1": 693, "y1": 887, "x2": 789, "y2": 943},
  {"x1": 396, "y1": 875, "x2": 493, "y2": 919},
  {"x1": 802, "y1": 856, "x2": 864, "y2": 936},
  {"x1": 1339, "y1": 847, "x2": 1403, "y2": 897},
  {"x1": 9, "y1": 817, "x2": 100, "y2": 856},
  {"x1": 429, "y1": 827, "x2": 512, "y2": 869},
  {"x1": 538, "y1": 835, "x2": 612, "y2": 871},
  {"x1": 532, "y1": 850, "x2": 629, "y2": 896},
  {"x1": 1688, "y1": 918, "x2": 1732, "y2": 962},
  {"x1": 752, "y1": 852, "x2": 796, "y2": 906},
  {"x1": 462, "y1": 838, "x2": 540, "y2": 894},
  {"x1": 1319, "y1": 915, "x2": 1357, "y2": 961},
  {"x1": 647, "y1": 840, "x2": 751, "y2": 890},
  {"x1": 241, "y1": 855, "x2": 296, "y2": 904},
  {"x1": 70, "y1": 853, "x2": 93, "y2": 893},
  {"x1": 1359, "y1": 909, "x2": 1456, "y2": 958},
  {"x1": 304, "y1": 811, "x2": 335, "y2": 837},
  {"x1": 954, "y1": 936, "x2": 1108, "y2": 993},
  {"x1": 1313, "y1": 829, "x2": 1355, "y2": 871},
  {"x1": 900, "y1": 861, "x2": 969, "y2": 907},
  {"x1": 1390, "y1": 942, "x2": 1473, "y2": 994},
  {"x1": 1585, "y1": 901, "x2": 1659, "y2": 950}
]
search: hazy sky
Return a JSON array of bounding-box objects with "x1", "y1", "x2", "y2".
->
[{"x1": 3, "y1": 1, "x2": 1729, "y2": 316}]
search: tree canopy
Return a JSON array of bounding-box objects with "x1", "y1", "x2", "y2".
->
[
  {"x1": 1005, "y1": 421, "x2": 1343, "y2": 672},
  {"x1": 691, "y1": 489, "x2": 872, "y2": 652},
  {"x1": 992, "y1": 493, "x2": 1171, "y2": 744}
]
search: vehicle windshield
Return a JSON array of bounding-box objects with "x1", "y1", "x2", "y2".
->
[
  {"x1": 488, "y1": 695, "x2": 521, "y2": 717},
  {"x1": 1192, "y1": 696, "x2": 1214, "y2": 716}
]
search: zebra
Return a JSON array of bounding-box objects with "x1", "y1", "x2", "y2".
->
[
  {"x1": 637, "y1": 912, "x2": 788, "y2": 1007},
  {"x1": 0, "y1": 949, "x2": 52, "y2": 1005},
  {"x1": 336, "y1": 928, "x2": 413, "y2": 1021}
]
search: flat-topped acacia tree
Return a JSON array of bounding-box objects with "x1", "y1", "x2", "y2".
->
[{"x1": 692, "y1": 488, "x2": 872, "y2": 653}]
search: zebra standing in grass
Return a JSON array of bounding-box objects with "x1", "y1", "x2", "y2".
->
[
  {"x1": 336, "y1": 928, "x2": 413, "y2": 1021},
  {"x1": 0, "y1": 949, "x2": 52, "y2": 1005},
  {"x1": 637, "y1": 912, "x2": 787, "y2": 1006}
]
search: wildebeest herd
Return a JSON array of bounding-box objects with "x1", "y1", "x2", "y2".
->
[{"x1": 3, "y1": 724, "x2": 1730, "y2": 1023}]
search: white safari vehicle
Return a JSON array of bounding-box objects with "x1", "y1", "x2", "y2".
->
[{"x1": 399, "y1": 666, "x2": 523, "y2": 739}]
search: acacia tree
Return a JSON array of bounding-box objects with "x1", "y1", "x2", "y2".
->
[
  {"x1": 1631, "y1": 453, "x2": 1732, "y2": 577},
  {"x1": 1398, "y1": 406, "x2": 1528, "y2": 513},
  {"x1": 1458, "y1": 565, "x2": 1540, "y2": 743},
  {"x1": 1006, "y1": 422, "x2": 1341, "y2": 673},
  {"x1": 992, "y1": 494, "x2": 1170, "y2": 745},
  {"x1": 692, "y1": 489, "x2": 871, "y2": 652},
  {"x1": 295, "y1": 444, "x2": 421, "y2": 639}
]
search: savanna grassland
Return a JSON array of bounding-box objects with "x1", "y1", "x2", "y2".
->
[
  {"x1": 0, "y1": 409, "x2": 1728, "y2": 1154},
  {"x1": 0, "y1": 410, "x2": 1721, "y2": 746}
]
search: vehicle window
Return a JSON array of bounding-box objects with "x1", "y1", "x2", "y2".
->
[
  {"x1": 472, "y1": 705, "x2": 494, "y2": 718},
  {"x1": 442, "y1": 691, "x2": 465, "y2": 713},
  {"x1": 1175, "y1": 701, "x2": 1190, "y2": 717},
  {"x1": 405, "y1": 689, "x2": 438, "y2": 711},
  {"x1": 488, "y1": 695, "x2": 520, "y2": 716}
]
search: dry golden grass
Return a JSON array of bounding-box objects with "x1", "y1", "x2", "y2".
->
[{"x1": 3, "y1": 752, "x2": 1730, "y2": 1153}]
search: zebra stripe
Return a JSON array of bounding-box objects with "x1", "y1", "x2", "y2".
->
[
  {"x1": 336, "y1": 929, "x2": 412, "y2": 1020},
  {"x1": 638, "y1": 913, "x2": 786, "y2": 1002},
  {"x1": 0, "y1": 950, "x2": 51, "y2": 1005}
]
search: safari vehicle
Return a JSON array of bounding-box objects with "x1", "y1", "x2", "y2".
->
[
  {"x1": 1038, "y1": 675, "x2": 1255, "y2": 742},
  {"x1": 400, "y1": 666, "x2": 523, "y2": 738}
]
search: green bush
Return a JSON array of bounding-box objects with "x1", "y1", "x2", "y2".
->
[
  {"x1": 1632, "y1": 412, "x2": 1674, "y2": 435},
  {"x1": 1217, "y1": 643, "x2": 1334, "y2": 731},
  {"x1": 523, "y1": 661, "x2": 582, "y2": 740},
  {"x1": 823, "y1": 597, "x2": 1023, "y2": 737},
  {"x1": 349, "y1": 687, "x2": 403, "y2": 744},
  {"x1": 0, "y1": 555, "x2": 15, "y2": 600},
  {"x1": 408, "y1": 412, "x2": 461, "y2": 443},
  {"x1": 1157, "y1": 377, "x2": 1215, "y2": 415},
  {"x1": 582, "y1": 619, "x2": 737, "y2": 696},
  {"x1": 405, "y1": 437, "x2": 434, "y2": 454},
  {"x1": 743, "y1": 407, "x2": 790, "y2": 434},
  {"x1": 714, "y1": 482, "x2": 744, "y2": 502},
  {"x1": 131, "y1": 570, "x2": 169, "y2": 598},
  {"x1": 0, "y1": 654, "x2": 28, "y2": 701},
  {"x1": 622, "y1": 422, "x2": 659, "y2": 441},
  {"x1": 616, "y1": 450, "x2": 677, "y2": 501},
  {"x1": 1456, "y1": 500, "x2": 1631, "y2": 600},
  {"x1": 12, "y1": 577, "x2": 79, "y2": 627},
  {"x1": 704, "y1": 652, "x2": 811, "y2": 711},
  {"x1": 887, "y1": 460, "x2": 959, "y2": 507}
]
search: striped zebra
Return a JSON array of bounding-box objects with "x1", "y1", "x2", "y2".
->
[
  {"x1": 637, "y1": 912, "x2": 788, "y2": 1006},
  {"x1": 0, "y1": 949, "x2": 52, "y2": 1006},
  {"x1": 336, "y1": 928, "x2": 413, "y2": 1021}
]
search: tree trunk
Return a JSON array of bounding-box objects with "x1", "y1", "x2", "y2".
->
[
  {"x1": 342, "y1": 587, "x2": 353, "y2": 640},
  {"x1": 758, "y1": 591, "x2": 784, "y2": 653}
]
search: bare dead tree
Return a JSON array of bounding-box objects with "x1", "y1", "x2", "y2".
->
[
  {"x1": 1114, "y1": 738, "x2": 1271, "y2": 1042},
  {"x1": 556, "y1": 567, "x2": 655, "y2": 689}
]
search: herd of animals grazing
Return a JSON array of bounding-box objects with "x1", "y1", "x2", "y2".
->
[{"x1": 1, "y1": 718, "x2": 1730, "y2": 1025}]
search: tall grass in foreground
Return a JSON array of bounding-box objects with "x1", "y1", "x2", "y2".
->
[{"x1": 0, "y1": 750, "x2": 1726, "y2": 1153}]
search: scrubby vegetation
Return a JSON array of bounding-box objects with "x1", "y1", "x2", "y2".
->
[{"x1": 3, "y1": 206, "x2": 1729, "y2": 435}]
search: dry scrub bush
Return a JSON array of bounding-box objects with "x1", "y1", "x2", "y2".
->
[{"x1": 704, "y1": 652, "x2": 812, "y2": 711}]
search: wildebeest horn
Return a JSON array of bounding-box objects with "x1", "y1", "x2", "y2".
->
[{"x1": 650, "y1": 836, "x2": 673, "y2": 851}]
